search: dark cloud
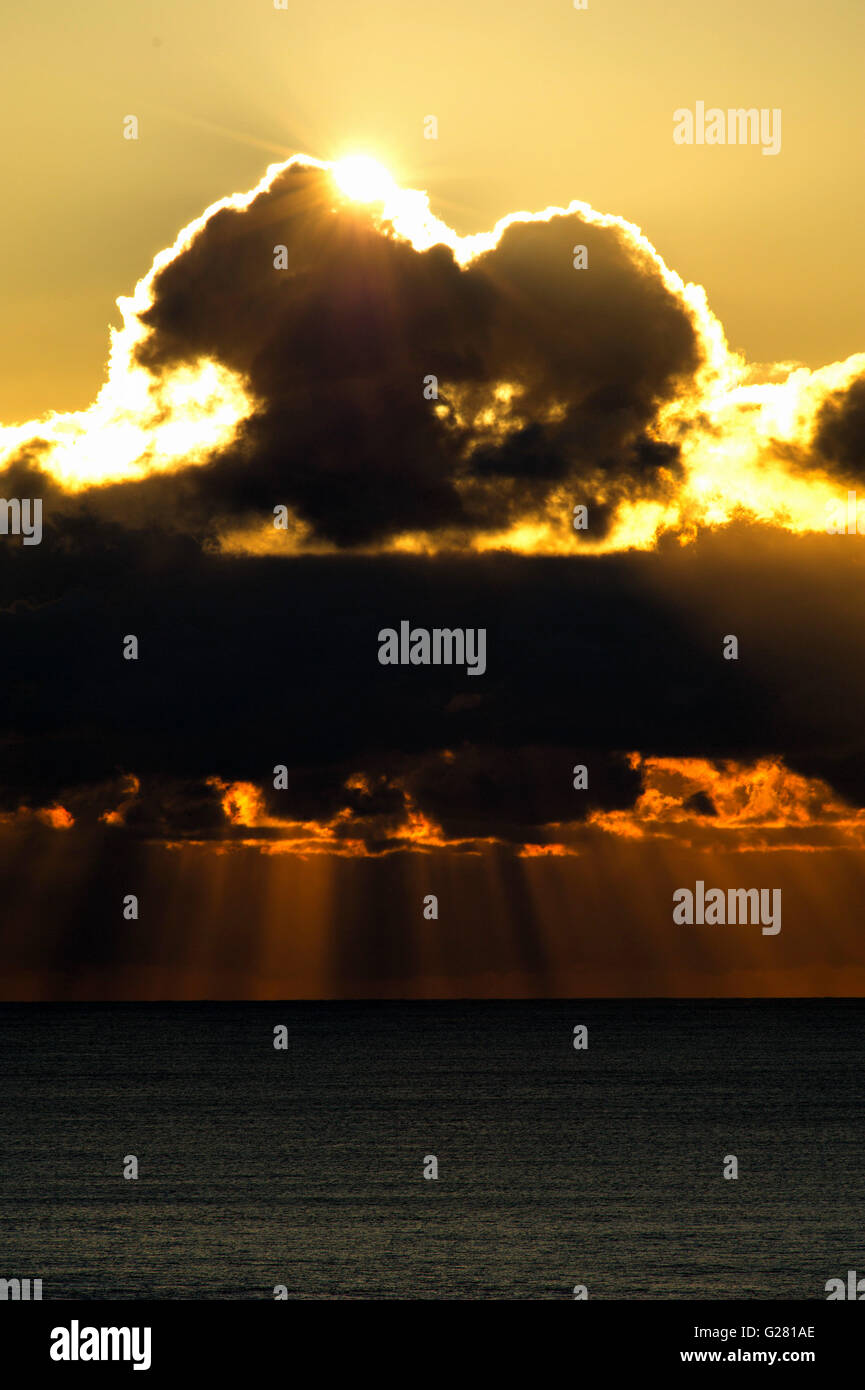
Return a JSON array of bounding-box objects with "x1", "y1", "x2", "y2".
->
[
  {"x1": 813, "y1": 373, "x2": 865, "y2": 478},
  {"x1": 1, "y1": 518, "x2": 865, "y2": 845},
  {"x1": 125, "y1": 161, "x2": 699, "y2": 546}
]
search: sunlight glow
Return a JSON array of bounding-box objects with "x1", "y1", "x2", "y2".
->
[{"x1": 332, "y1": 155, "x2": 398, "y2": 204}]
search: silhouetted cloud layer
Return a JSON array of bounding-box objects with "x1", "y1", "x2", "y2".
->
[
  {"x1": 122, "y1": 162, "x2": 699, "y2": 546},
  {"x1": 0, "y1": 158, "x2": 863, "y2": 855}
]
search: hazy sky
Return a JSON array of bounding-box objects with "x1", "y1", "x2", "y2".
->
[{"x1": 1, "y1": 0, "x2": 862, "y2": 422}]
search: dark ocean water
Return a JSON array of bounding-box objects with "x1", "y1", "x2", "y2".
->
[{"x1": 0, "y1": 1001, "x2": 862, "y2": 1300}]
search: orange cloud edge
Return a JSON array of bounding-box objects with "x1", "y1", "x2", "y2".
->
[{"x1": 6, "y1": 755, "x2": 865, "y2": 858}]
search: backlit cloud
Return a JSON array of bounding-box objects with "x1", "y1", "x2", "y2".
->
[{"x1": 1, "y1": 155, "x2": 861, "y2": 555}]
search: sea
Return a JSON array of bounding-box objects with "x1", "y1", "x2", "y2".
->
[{"x1": 0, "y1": 1000, "x2": 861, "y2": 1299}]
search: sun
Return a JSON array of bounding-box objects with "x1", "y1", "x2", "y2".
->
[{"x1": 332, "y1": 155, "x2": 397, "y2": 204}]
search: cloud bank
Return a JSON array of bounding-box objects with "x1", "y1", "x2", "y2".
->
[{"x1": 0, "y1": 156, "x2": 863, "y2": 856}]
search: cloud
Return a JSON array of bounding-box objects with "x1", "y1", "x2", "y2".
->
[
  {"x1": 4, "y1": 153, "x2": 862, "y2": 558},
  {"x1": 0, "y1": 519, "x2": 862, "y2": 851},
  {"x1": 812, "y1": 374, "x2": 865, "y2": 479},
  {"x1": 120, "y1": 160, "x2": 703, "y2": 549},
  {"x1": 0, "y1": 156, "x2": 863, "y2": 860},
  {"x1": 589, "y1": 755, "x2": 865, "y2": 852}
]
